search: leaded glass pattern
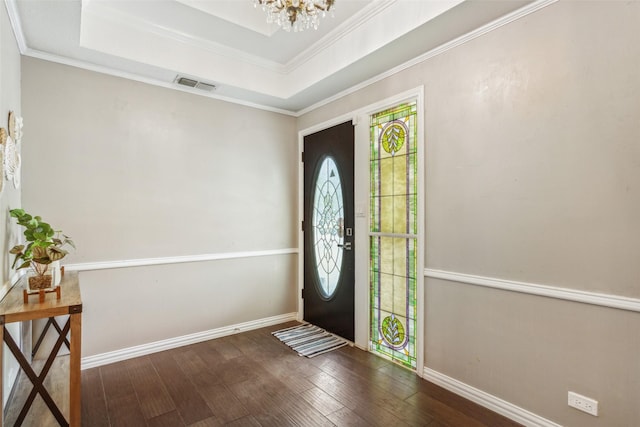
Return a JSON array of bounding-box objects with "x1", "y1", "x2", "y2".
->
[
  {"x1": 313, "y1": 157, "x2": 344, "y2": 298},
  {"x1": 370, "y1": 102, "x2": 418, "y2": 369}
]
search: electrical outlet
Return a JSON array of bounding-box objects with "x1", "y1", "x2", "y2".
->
[{"x1": 568, "y1": 391, "x2": 598, "y2": 416}]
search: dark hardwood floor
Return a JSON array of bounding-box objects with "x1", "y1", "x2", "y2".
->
[{"x1": 82, "y1": 322, "x2": 522, "y2": 427}]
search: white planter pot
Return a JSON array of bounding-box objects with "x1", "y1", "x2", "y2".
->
[{"x1": 48, "y1": 260, "x2": 61, "y2": 286}]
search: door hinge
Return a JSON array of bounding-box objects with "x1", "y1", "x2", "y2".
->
[
  {"x1": 301, "y1": 220, "x2": 304, "y2": 231},
  {"x1": 301, "y1": 288, "x2": 304, "y2": 299},
  {"x1": 301, "y1": 151, "x2": 304, "y2": 162}
]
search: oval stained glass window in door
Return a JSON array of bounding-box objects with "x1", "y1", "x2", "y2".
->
[{"x1": 312, "y1": 157, "x2": 344, "y2": 299}]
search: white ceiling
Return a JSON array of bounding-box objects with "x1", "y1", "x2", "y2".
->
[{"x1": 7, "y1": 0, "x2": 533, "y2": 114}]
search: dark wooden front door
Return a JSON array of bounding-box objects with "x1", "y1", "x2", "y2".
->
[{"x1": 303, "y1": 121, "x2": 355, "y2": 342}]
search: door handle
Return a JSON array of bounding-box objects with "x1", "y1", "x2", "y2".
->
[{"x1": 337, "y1": 242, "x2": 352, "y2": 251}]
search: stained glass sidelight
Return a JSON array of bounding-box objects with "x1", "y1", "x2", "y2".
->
[
  {"x1": 312, "y1": 157, "x2": 344, "y2": 299},
  {"x1": 370, "y1": 102, "x2": 418, "y2": 369}
]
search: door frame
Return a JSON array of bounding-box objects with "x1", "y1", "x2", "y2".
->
[{"x1": 298, "y1": 86, "x2": 425, "y2": 374}]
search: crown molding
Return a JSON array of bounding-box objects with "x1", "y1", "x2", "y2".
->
[{"x1": 4, "y1": 0, "x2": 27, "y2": 53}]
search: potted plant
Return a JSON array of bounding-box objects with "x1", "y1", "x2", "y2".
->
[{"x1": 9, "y1": 208, "x2": 75, "y2": 290}]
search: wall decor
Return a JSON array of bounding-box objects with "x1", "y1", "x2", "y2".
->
[
  {"x1": 0, "y1": 149, "x2": 4, "y2": 195},
  {"x1": 14, "y1": 116, "x2": 23, "y2": 144},
  {"x1": 0, "y1": 128, "x2": 6, "y2": 195},
  {"x1": 8, "y1": 111, "x2": 15, "y2": 138},
  {"x1": 12, "y1": 153, "x2": 20, "y2": 189},
  {"x1": 6, "y1": 112, "x2": 22, "y2": 189},
  {"x1": 4, "y1": 135, "x2": 19, "y2": 188}
]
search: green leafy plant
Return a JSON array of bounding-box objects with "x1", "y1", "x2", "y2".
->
[{"x1": 9, "y1": 208, "x2": 75, "y2": 276}]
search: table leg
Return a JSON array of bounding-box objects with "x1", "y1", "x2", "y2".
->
[
  {"x1": 0, "y1": 320, "x2": 4, "y2": 427},
  {"x1": 4, "y1": 324, "x2": 69, "y2": 426},
  {"x1": 69, "y1": 313, "x2": 81, "y2": 426}
]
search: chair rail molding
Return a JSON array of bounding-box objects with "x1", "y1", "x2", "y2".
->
[
  {"x1": 425, "y1": 268, "x2": 640, "y2": 313},
  {"x1": 65, "y1": 248, "x2": 299, "y2": 272}
]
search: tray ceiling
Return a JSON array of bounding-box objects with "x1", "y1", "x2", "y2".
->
[{"x1": 8, "y1": 0, "x2": 534, "y2": 114}]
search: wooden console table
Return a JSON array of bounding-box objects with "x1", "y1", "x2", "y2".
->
[{"x1": 0, "y1": 272, "x2": 82, "y2": 426}]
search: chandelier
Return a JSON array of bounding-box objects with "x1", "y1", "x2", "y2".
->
[{"x1": 254, "y1": 0, "x2": 336, "y2": 32}]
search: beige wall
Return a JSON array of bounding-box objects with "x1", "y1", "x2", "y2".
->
[
  {"x1": 79, "y1": 256, "x2": 297, "y2": 356},
  {"x1": 16, "y1": 0, "x2": 640, "y2": 425},
  {"x1": 21, "y1": 58, "x2": 299, "y2": 357},
  {"x1": 299, "y1": 1, "x2": 639, "y2": 426},
  {"x1": 0, "y1": 1, "x2": 22, "y2": 406}
]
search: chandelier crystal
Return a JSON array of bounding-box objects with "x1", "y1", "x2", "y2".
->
[{"x1": 254, "y1": 0, "x2": 336, "y2": 32}]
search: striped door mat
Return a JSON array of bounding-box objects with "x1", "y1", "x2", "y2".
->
[{"x1": 272, "y1": 324, "x2": 348, "y2": 358}]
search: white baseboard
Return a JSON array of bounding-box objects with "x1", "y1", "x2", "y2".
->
[
  {"x1": 423, "y1": 367, "x2": 561, "y2": 427},
  {"x1": 81, "y1": 312, "x2": 297, "y2": 370}
]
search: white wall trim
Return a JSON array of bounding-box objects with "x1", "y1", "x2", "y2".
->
[
  {"x1": 65, "y1": 248, "x2": 298, "y2": 272},
  {"x1": 297, "y1": 0, "x2": 558, "y2": 116},
  {"x1": 4, "y1": 0, "x2": 27, "y2": 53},
  {"x1": 81, "y1": 312, "x2": 297, "y2": 370},
  {"x1": 423, "y1": 367, "x2": 562, "y2": 427},
  {"x1": 425, "y1": 268, "x2": 640, "y2": 313}
]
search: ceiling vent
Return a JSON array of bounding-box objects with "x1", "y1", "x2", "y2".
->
[{"x1": 174, "y1": 76, "x2": 217, "y2": 92}]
